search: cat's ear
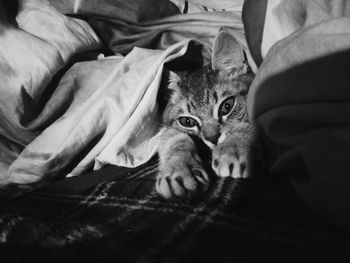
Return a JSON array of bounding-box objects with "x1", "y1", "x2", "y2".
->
[
  {"x1": 168, "y1": 70, "x2": 182, "y2": 90},
  {"x1": 211, "y1": 30, "x2": 247, "y2": 75},
  {"x1": 158, "y1": 69, "x2": 180, "y2": 111},
  {"x1": 159, "y1": 69, "x2": 182, "y2": 104}
]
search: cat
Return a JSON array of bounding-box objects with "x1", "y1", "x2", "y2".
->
[{"x1": 156, "y1": 30, "x2": 260, "y2": 199}]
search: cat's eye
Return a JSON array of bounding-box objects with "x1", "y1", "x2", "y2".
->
[
  {"x1": 218, "y1": 96, "x2": 236, "y2": 117},
  {"x1": 178, "y1": 117, "x2": 198, "y2": 128}
]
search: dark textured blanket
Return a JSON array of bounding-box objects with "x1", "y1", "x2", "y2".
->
[{"x1": 0, "y1": 158, "x2": 349, "y2": 262}]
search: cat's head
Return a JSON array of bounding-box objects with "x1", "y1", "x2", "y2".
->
[{"x1": 163, "y1": 30, "x2": 254, "y2": 148}]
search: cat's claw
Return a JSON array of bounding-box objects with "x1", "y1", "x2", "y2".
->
[
  {"x1": 212, "y1": 143, "x2": 249, "y2": 179},
  {"x1": 156, "y1": 161, "x2": 209, "y2": 199}
]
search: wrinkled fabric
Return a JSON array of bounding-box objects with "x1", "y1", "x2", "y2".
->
[
  {"x1": 259, "y1": 0, "x2": 350, "y2": 58},
  {"x1": 7, "y1": 43, "x2": 194, "y2": 186},
  {"x1": 0, "y1": 0, "x2": 102, "y2": 185},
  {"x1": 247, "y1": 0, "x2": 350, "y2": 233},
  {"x1": 47, "y1": 0, "x2": 252, "y2": 68}
]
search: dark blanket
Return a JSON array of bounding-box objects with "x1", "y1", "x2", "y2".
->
[
  {"x1": 0, "y1": 158, "x2": 349, "y2": 262},
  {"x1": 244, "y1": 0, "x2": 350, "y2": 234}
]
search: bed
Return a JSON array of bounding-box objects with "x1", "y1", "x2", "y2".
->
[{"x1": 0, "y1": 0, "x2": 349, "y2": 262}]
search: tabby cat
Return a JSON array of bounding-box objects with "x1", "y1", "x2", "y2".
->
[{"x1": 156, "y1": 31, "x2": 259, "y2": 199}]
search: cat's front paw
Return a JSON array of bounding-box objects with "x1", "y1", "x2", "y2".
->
[
  {"x1": 212, "y1": 141, "x2": 250, "y2": 179},
  {"x1": 156, "y1": 154, "x2": 210, "y2": 199}
]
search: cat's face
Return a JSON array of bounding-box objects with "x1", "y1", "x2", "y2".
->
[{"x1": 162, "y1": 66, "x2": 254, "y2": 148}]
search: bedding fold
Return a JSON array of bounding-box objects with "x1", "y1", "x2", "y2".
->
[{"x1": 246, "y1": 0, "x2": 350, "y2": 233}]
